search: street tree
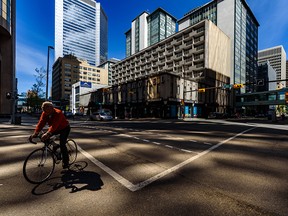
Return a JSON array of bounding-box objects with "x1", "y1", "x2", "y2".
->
[{"x1": 26, "y1": 67, "x2": 46, "y2": 112}]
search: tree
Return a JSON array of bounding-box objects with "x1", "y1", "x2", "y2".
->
[
  {"x1": 26, "y1": 67, "x2": 46, "y2": 112},
  {"x1": 31, "y1": 67, "x2": 46, "y2": 98}
]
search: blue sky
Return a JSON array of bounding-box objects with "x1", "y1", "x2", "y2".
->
[{"x1": 16, "y1": 0, "x2": 288, "y2": 95}]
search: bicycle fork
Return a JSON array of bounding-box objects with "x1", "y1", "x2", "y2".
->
[{"x1": 38, "y1": 147, "x2": 49, "y2": 167}]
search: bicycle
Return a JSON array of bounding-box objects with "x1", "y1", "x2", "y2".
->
[{"x1": 23, "y1": 133, "x2": 78, "y2": 184}]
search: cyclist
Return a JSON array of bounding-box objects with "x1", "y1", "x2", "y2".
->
[{"x1": 30, "y1": 101, "x2": 71, "y2": 169}]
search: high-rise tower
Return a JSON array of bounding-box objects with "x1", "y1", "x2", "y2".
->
[
  {"x1": 125, "y1": 8, "x2": 177, "y2": 57},
  {"x1": 55, "y1": 0, "x2": 108, "y2": 66},
  {"x1": 178, "y1": 0, "x2": 259, "y2": 93},
  {"x1": 0, "y1": 0, "x2": 16, "y2": 117},
  {"x1": 258, "y1": 46, "x2": 287, "y2": 87}
]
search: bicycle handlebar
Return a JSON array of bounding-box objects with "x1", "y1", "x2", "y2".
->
[{"x1": 28, "y1": 135, "x2": 37, "y2": 144}]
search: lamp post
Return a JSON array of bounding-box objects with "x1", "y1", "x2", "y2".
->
[{"x1": 46, "y1": 46, "x2": 54, "y2": 100}]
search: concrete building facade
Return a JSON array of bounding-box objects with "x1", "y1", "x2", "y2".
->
[
  {"x1": 52, "y1": 54, "x2": 108, "y2": 102},
  {"x1": 55, "y1": 0, "x2": 108, "y2": 66},
  {"x1": 98, "y1": 58, "x2": 120, "y2": 86},
  {"x1": 258, "y1": 45, "x2": 287, "y2": 87},
  {"x1": 178, "y1": 0, "x2": 259, "y2": 93},
  {"x1": 111, "y1": 19, "x2": 231, "y2": 118},
  {"x1": 0, "y1": 0, "x2": 15, "y2": 117}
]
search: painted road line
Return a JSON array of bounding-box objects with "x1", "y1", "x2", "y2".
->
[
  {"x1": 132, "y1": 127, "x2": 257, "y2": 191},
  {"x1": 203, "y1": 142, "x2": 212, "y2": 145},
  {"x1": 78, "y1": 125, "x2": 257, "y2": 192},
  {"x1": 180, "y1": 149, "x2": 193, "y2": 153},
  {"x1": 77, "y1": 145, "x2": 137, "y2": 191},
  {"x1": 142, "y1": 139, "x2": 150, "y2": 142},
  {"x1": 190, "y1": 140, "x2": 197, "y2": 142},
  {"x1": 152, "y1": 142, "x2": 161, "y2": 145}
]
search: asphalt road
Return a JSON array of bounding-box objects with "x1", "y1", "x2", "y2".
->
[{"x1": 1, "y1": 116, "x2": 287, "y2": 216}]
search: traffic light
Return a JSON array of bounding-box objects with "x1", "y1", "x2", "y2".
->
[
  {"x1": 198, "y1": 88, "x2": 205, "y2": 93},
  {"x1": 285, "y1": 92, "x2": 288, "y2": 104},
  {"x1": 233, "y1": 84, "x2": 244, "y2": 89},
  {"x1": 6, "y1": 92, "x2": 12, "y2": 100}
]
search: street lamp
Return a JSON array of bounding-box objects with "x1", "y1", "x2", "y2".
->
[{"x1": 46, "y1": 45, "x2": 54, "y2": 100}]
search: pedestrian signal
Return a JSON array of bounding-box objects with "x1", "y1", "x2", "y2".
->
[
  {"x1": 6, "y1": 92, "x2": 12, "y2": 100},
  {"x1": 198, "y1": 88, "x2": 205, "y2": 92},
  {"x1": 233, "y1": 84, "x2": 244, "y2": 88}
]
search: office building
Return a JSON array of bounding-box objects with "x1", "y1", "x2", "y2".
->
[
  {"x1": 98, "y1": 58, "x2": 120, "y2": 86},
  {"x1": 52, "y1": 54, "x2": 108, "y2": 102},
  {"x1": 71, "y1": 81, "x2": 107, "y2": 114},
  {"x1": 0, "y1": 0, "x2": 15, "y2": 117},
  {"x1": 113, "y1": 19, "x2": 231, "y2": 118},
  {"x1": 178, "y1": 0, "x2": 259, "y2": 93},
  {"x1": 258, "y1": 46, "x2": 287, "y2": 87},
  {"x1": 286, "y1": 60, "x2": 288, "y2": 86},
  {"x1": 55, "y1": 0, "x2": 108, "y2": 66},
  {"x1": 125, "y1": 8, "x2": 177, "y2": 57},
  {"x1": 257, "y1": 61, "x2": 276, "y2": 92}
]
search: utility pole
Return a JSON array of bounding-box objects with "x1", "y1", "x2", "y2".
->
[{"x1": 46, "y1": 46, "x2": 54, "y2": 100}]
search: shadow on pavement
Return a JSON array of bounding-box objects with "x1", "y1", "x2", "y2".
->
[{"x1": 31, "y1": 161, "x2": 104, "y2": 195}]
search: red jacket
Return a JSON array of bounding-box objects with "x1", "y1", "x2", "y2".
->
[{"x1": 35, "y1": 108, "x2": 69, "y2": 134}]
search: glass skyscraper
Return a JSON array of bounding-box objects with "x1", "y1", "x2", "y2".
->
[
  {"x1": 125, "y1": 8, "x2": 177, "y2": 57},
  {"x1": 179, "y1": 0, "x2": 259, "y2": 93},
  {"x1": 55, "y1": 0, "x2": 108, "y2": 66}
]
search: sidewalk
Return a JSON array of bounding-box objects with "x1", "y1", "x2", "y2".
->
[{"x1": 184, "y1": 116, "x2": 288, "y2": 126}]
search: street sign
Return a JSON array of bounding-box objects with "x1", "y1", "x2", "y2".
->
[
  {"x1": 222, "y1": 84, "x2": 232, "y2": 89},
  {"x1": 256, "y1": 79, "x2": 264, "y2": 86}
]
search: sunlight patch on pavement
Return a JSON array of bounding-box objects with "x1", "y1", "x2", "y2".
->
[{"x1": 77, "y1": 127, "x2": 257, "y2": 192}]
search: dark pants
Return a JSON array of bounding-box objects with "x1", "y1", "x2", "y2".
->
[{"x1": 54, "y1": 125, "x2": 70, "y2": 165}]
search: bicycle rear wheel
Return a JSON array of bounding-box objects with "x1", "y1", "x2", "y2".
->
[
  {"x1": 23, "y1": 148, "x2": 55, "y2": 184},
  {"x1": 66, "y1": 139, "x2": 78, "y2": 165}
]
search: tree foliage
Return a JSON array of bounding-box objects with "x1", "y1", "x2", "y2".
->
[{"x1": 26, "y1": 67, "x2": 46, "y2": 112}]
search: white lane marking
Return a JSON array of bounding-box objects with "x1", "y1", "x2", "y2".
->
[
  {"x1": 142, "y1": 139, "x2": 150, "y2": 142},
  {"x1": 77, "y1": 145, "x2": 137, "y2": 191},
  {"x1": 203, "y1": 142, "x2": 212, "y2": 145},
  {"x1": 78, "y1": 127, "x2": 256, "y2": 192},
  {"x1": 165, "y1": 145, "x2": 173, "y2": 149},
  {"x1": 152, "y1": 142, "x2": 160, "y2": 145},
  {"x1": 190, "y1": 140, "x2": 197, "y2": 142},
  {"x1": 132, "y1": 127, "x2": 256, "y2": 191},
  {"x1": 180, "y1": 149, "x2": 193, "y2": 153},
  {"x1": 0, "y1": 184, "x2": 3, "y2": 186}
]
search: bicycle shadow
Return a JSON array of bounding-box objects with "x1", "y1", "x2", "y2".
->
[{"x1": 31, "y1": 161, "x2": 104, "y2": 195}]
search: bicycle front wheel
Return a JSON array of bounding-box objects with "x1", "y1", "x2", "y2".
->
[
  {"x1": 23, "y1": 148, "x2": 55, "y2": 184},
  {"x1": 66, "y1": 139, "x2": 78, "y2": 165}
]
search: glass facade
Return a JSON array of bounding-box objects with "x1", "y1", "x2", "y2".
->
[
  {"x1": 99, "y1": 7, "x2": 108, "y2": 65},
  {"x1": 126, "y1": 8, "x2": 176, "y2": 57},
  {"x1": 135, "y1": 18, "x2": 140, "y2": 53},
  {"x1": 148, "y1": 11, "x2": 176, "y2": 46},
  {"x1": 1, "y1": 0, "x2": 11, "y2": 27},
  {"x1": 189, "y1": 2, "x2": 216, "y2": 26},
  {"x1": 56, "y1": 0, "x2": 107, "y2": 66},
  {"x1": 125, "y1": 30, "x2": 131, "y2": 57},
  {"x1": 235, "y1": 0, "x2": 258, "y2": 93},
  {"x1": 183, "y1": 0, "x2": 259, "y2": 93}
]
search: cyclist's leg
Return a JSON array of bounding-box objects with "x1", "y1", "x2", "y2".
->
[{"x1": 59, "y1": 125, "x2": 71, "y2": 168}]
